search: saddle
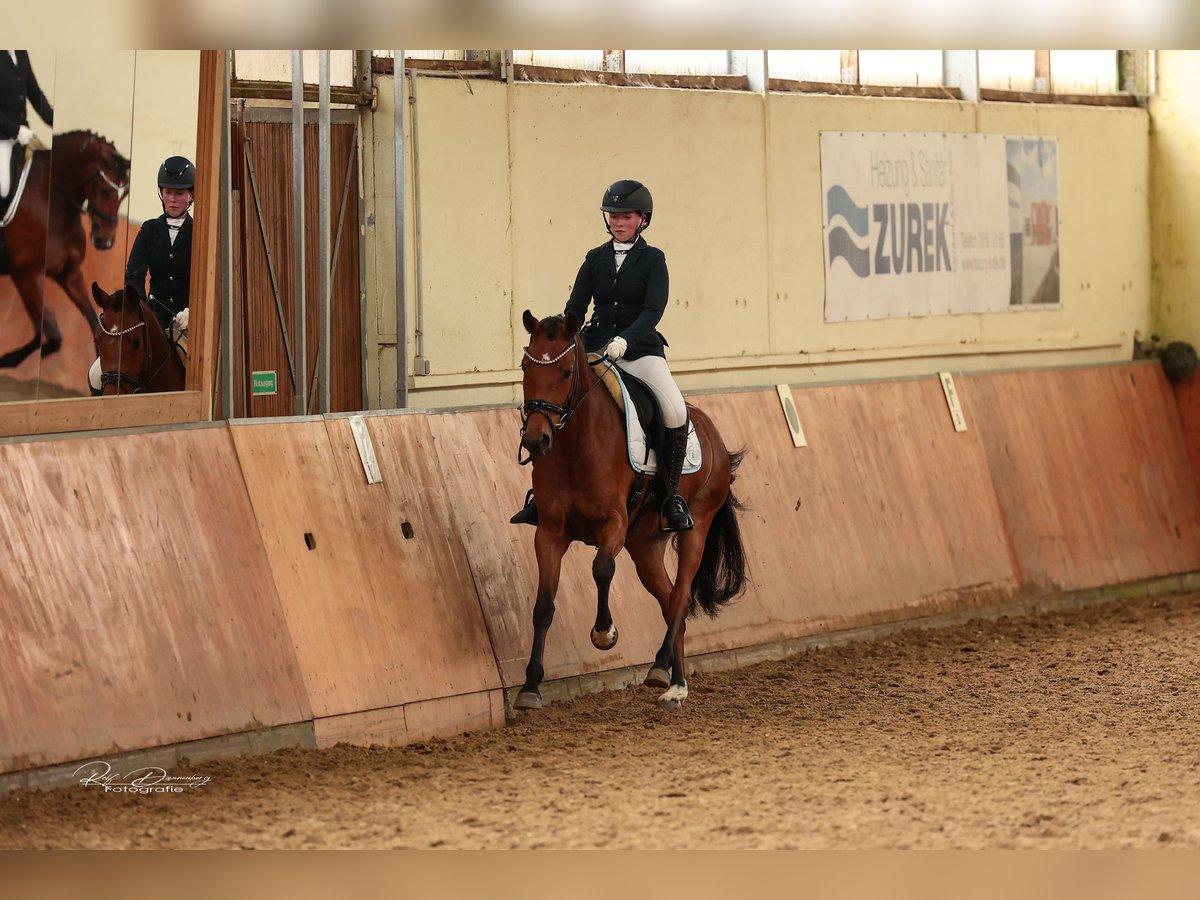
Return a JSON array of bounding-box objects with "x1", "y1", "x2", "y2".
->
[{"x1": 591, "y1": 356, "x2": 702, "y2": 475}]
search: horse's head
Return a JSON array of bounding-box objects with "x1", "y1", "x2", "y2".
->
[
  {"x1": 91, "y1": 281, "x2": 152, "y2": 394},
  {"x1": 85, "y1": 139, "x2": 131, "y2": 250},
  {"x1": 519, "y1": 309, "x2": 583, "y2": 460},
  {"x1": 52, "y1": 131, "x2": 130, "y2": 250}
]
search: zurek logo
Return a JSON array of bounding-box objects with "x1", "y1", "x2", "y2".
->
[{"x1": 827, "y1": 185, "x2": 953, "y2": 278}]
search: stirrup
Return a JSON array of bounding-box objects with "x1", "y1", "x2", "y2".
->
[
  {"x1": 659, "y1": 495, "x2": 694, "y2": 533},
  {"x1": 510, "y1": 490, "x2": 538, "y2": 526}
]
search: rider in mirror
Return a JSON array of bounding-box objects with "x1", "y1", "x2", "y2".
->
[
  {"x1": 89, "y1": 155, "x2": 194, "y2": 394},
  {"x1": 511, "y1": 178, "x2": 694, "y2": 533},
  {"x1": 0, "y1": 50, "x2": 53, "y2": 212}
]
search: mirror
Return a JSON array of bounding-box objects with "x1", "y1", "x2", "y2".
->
[{"x1": 0, "y1": 51, "x2": 199, "y2": 403}]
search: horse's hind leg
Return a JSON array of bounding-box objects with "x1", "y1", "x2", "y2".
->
[
  {"x1": 657, "y1": 524, "x2": 712, "y2": 710},
  {"x1": 627, "y1": 538, "x2": 675, "y2": 690},
  {"x1": 514, "y1": 528, "x2": 570, "y2": 711}
]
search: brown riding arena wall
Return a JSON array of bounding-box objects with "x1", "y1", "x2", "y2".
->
[{"x1": 2, "y1": 361, "x2": 1198, "y2": 780}]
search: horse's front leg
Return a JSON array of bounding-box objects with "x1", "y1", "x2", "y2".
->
[
  {"x1": 589, "y1": 517, "x2": 627, "y2": 651},
  {"x1": 514, "y1": 527, "x2": 570, "y2": 710},
  {"x1": 0, "y1": 267, "x2": 46, "y2": 369},
  {"x1": 55, "y1": 265, "x2": 100, "y2": 335}
]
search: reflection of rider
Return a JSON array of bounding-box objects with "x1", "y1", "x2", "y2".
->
[
  {"x1": 511, "y1": 179, "x2": 695, "y2": 533},
  {"x1": 88, "y1": 156, "x2": 194, "y2": 395},
  {"x1": 0, "y1": 50, "x2": 53, "y2": 204},
  {"x1": 127, "y1": 156, "x2": 194, "y2": 335}
]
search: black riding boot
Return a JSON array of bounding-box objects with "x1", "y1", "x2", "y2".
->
[
  {"x1": 510, "y1": 489, "x2": 539, "y2": 526},
  {"x1": 659, "y1": 422, "x2": 694, "y2": 533}
]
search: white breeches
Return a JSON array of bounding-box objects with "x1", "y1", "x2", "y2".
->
[
  {"x1": 0, "y1": 139, "x2": 13, "y2": 197},
  {"x1": 614, "y1": 354, "x2": 687, "y2": 429}
]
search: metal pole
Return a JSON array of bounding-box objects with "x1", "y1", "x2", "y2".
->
[
  {"x1": 291, "y1": 50, "x2": 307, "y2": 416},
  {"x1": 220, "y1": 50, "x2": 234, "y2": 419},
  {"x1": 393, "y1": 50, "x2": 408, "y2": 408},
  {"x1": 318, "y1": 50, "x2": 332, "y2": 413}
]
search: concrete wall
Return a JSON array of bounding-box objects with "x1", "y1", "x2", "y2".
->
[
  {"x1": 362, "y1": 75, "x2": 1153, "y2": 410},
  {"x1": 1151, "y1": 51, "x2": 1200, "y2": 348}
]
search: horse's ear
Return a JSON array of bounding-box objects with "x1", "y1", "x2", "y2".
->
[
  {"x1": 91, "y1": 281, "x2": 107, "y2": 308},
  {"x1": 522, "y1": 309, "x2": 539, "y2": 335},
  {"x1": 563, "y1": 312, "x2": 580, "y2": 338}
]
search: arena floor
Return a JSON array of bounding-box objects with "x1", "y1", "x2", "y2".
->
[{"x1": 3, "y1": 590, "x2": 1199, "y2": 849}]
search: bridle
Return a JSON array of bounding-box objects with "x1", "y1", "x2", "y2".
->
[
  {"x1": 84, "y1": 164, "x2": 128, "y2": 228},
  {"x1": 517, "y1": 335, "x2": 606, "y2": 465},
  {"x1": 96, "y1": 303, "x2": 176, "y2": 394}
]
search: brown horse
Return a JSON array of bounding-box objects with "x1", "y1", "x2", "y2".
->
[
  {"x1": 91, "y1": 282, "x2": 185, "y2": 395},
  {"x1": 0, "y1": 130, "x2": 130, "y2": 368},
  {"x1": 514, "y1": 310, "x2": 748, "y2": 711}
]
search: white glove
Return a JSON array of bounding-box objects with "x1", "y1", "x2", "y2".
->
[
  {"x1": 16, "y1": 125, "x2": 33, "y2": 146},
  {"x1": 173, "y1": 307, "x2": 189, "y2": 331},
  {"x1": 604, "y1": 336, "x2": 628, "y2": 361}
]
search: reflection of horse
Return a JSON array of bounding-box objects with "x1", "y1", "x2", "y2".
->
[
  {"x1": 0, "y1": 130, "x2": 130, "y2": 369},
  {"x1": 91, "y1": 282, "x2": 185, "y2": 394},
  {"x1": 514, "y1": 311, "x2": 748, "y2": 711}
]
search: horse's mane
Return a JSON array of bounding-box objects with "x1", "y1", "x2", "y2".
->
[{"x1": 49, "y1": 130, "x2": 130, "y2": 171}]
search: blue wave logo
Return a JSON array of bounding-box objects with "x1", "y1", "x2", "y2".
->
[
  {"x1": 825, "y1": 187, "x2": 873, "y2": 278},
  {"x1": 827, "y1": 185, "x2": 869, "y2": 236},
  {"x1": 826, "y1": 185, "x2": 870, "y2": 277}
]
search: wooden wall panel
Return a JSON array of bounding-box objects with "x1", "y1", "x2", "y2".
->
[
  {"x1": 692, "y1": 383, "x2": 1019, "y2": 650},
  {"x1": 0, "y1": 426, "x2": 309, "y2": 773},
  {"x1": 230, "y1": 415, "x2": 500, "y2": 725},
  {"x1": 965, "y1": 363, "x2": 1200, "y2": 591}
]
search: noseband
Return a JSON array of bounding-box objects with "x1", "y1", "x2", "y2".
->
[{"x1": 85, "y1": 166, "x2": 128, "y2": 227}]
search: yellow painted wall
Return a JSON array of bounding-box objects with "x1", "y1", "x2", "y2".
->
[
  {"x1": 1151, "y1": 51, "x2": 1200, "y2": 348},
  {"x1": 364, "y1": 74, "x2": 1153, "y2": 410}
]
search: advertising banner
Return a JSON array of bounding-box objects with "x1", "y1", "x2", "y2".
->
[{"x1": 821, "y1": 132, "x2": 1060, "y2": 321}]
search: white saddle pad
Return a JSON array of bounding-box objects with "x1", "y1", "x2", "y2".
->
[{"x1": 602, "y1": 360, "x2": 702, "y2": 476}]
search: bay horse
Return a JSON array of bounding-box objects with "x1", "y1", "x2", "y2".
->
[
  {"x1": 0, "y1": 130, "x2": 130, "y2": 369},
  {"x1": 515, "y1": 310, "x2": 748, "y2": 711},
  {"x1": 91, "y1": 282, "x2": 185, "y2": 394}
]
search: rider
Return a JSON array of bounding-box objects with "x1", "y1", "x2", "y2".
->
[
  {"x1": 0, "y1": 50, "x2": 54, "y2": 210},
  {"x1": 511, "y1": 178, "x2": 694, "y2": 533},
  {"x1": 88, "y1": 156, "x2": 194, "y2": 394}
]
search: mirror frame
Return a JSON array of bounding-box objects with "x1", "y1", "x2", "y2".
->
[{"x1": 0, "y1": 50, "x2": 223, "y2": 437}]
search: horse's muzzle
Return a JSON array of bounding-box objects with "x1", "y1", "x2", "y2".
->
[
  {"x1": 92, "y1": 233, "x2": 115, "y2": 250},
  {"x1": 520, "y1": 431, "x2": 552, "y2": 459}
]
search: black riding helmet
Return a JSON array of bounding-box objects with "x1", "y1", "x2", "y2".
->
[
  {"x1": 601, "y1": 179, "x2": 652, "y2": 234},
  {"x1": 158, "y1": 156, "x2": 195, "y2": 191}
]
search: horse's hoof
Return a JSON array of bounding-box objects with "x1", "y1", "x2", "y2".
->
[
  {"x1": 657, "y1": 683, "x2": 688, "y2": 711},
  {"x1": 643, "y1": 667, "x2": 670, "y2": 690},
  {"x1": 513, "y1": 691, "x2": 542, "y2": 710},
  {"x1": 590, "y1": 625, "x2": 618, "y2": 651}
]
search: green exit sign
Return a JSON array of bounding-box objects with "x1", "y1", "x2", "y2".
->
[{"x1": 251, "y1": 371, "x2": 277, "y2": 396}]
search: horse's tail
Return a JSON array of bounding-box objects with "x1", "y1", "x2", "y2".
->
[{"x1": 689, "y1": 448, "x2": 749, "y2": 618}]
